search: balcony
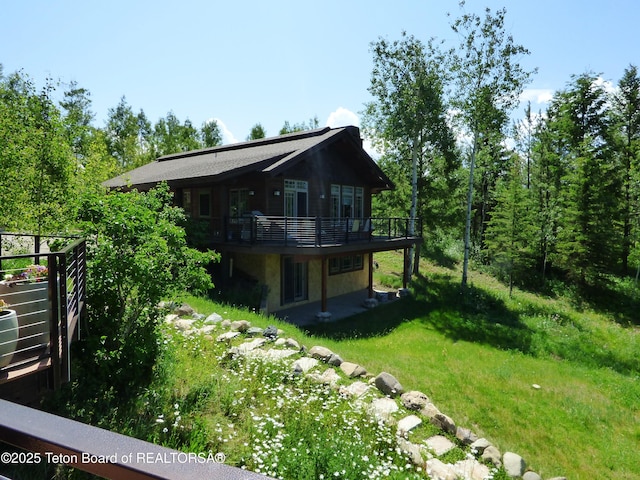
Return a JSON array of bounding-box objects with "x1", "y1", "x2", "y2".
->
[
  {"x1": 0, "y1": 233, "x2": 86, "y2": 395},
  {"x1": 212, "y1": 216, "x2": 422, "y2": 251}
]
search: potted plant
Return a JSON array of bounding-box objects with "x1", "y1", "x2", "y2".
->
[
  {"x1": 0, "y1": 299, "x2": 18, "y2": 368},
  {"x1": 0, "y1": 264, "x2": 49, "y2": 353}
]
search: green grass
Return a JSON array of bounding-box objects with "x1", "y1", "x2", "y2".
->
[
  {"x1": 302, "y1": 250, "x2": 640, "y2": 479},
  {"x1": 23, "y1": 251, "x2": 640, "y2": 480}
]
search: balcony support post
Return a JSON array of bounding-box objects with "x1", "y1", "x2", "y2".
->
[{"x1": 321, "y1": 256, "x2": 328, "y2": 312}]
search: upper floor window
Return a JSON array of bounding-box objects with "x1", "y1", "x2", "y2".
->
[
  {"x1": 229, "y1": 188, "x2": 249, "y2": 217},
  {"x1": 330, "y1": 184, "x2": 364, "y2": 219},
  {"x1": 199, "y1": 189, "x2": 211, "y2": 218}
]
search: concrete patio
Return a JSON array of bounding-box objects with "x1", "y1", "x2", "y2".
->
[{"x1": 273, "y1": 289, "x2": 400, "y2": 327}]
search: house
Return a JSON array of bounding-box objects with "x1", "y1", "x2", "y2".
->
[{"x1": 104, "y1": 126, "x2": 420, "y2": 317}]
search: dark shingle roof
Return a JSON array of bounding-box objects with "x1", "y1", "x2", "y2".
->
[{"x1": 104, "y1": 126, "x2": 390, "y2": 190}]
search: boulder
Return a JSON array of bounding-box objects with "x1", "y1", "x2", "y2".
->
[
  {"x1": 401, "y1": 390, "x2": 430, "y2": 411},
  {"x1": 262, "y1": 325, "x2": 278, "y2": 339},
  {"x1": 424, "y1": 435, "x2": 455, "y2": 456},
  {"x1": 397, "y1": 415, "x2": 422, "y2": 436},
  {"x1": 431, "y1": 412, "x2": 456, "y2": 435},
  {"x1": 216, "y1": 331, "x2": 240, "y2": 342},
  {"x1": 340, "y1": 361, "x2": 367, "y2": 378},
  {"x1": 230, "y1": 320, "x2": 251, "y2": 332},
  {"x1": 175, "y1": 303, "x2": 195, "y2": 316},
  {"x1": 327, "y1": 353, "x2": 343, "y2": 366},
  {"x1": 307, "y1": 368, "x2": 341, "y2": 387},
  {"x1": 204, "y1": 312, "x2": 223, "y2": 324},
  {"x1": 470, "y1": 438, "x2": 492, "y2": 454},
  {"x1": 370, "y1": 397, "x2": 399, "y2": 419},
  {"x1": 482, "y1": 446, "x2": 502, "y2": 468},
  {"x1": 455, "y1": 426, "x2": 478, "y2": 446},
  {"x1": 339, "y1": 381, "x2": 370, "y2": 399},
  {"x1": 503, "y1": 452, "x2": 527, "y2": 478},
  {"x1": 292, "y1": 357, "x2": 318, "y2": 374},
  {"x1": 309, "y1": 345, "x2": 334, "y2": 362},
  {"x1": 374, "y1": 372, "x2": 404, "y2": 397},
  {"x1": 246, "y1": 327, "x2": 264, "y2": 337},
  {"x1": 522, "y1": 472, "x2": 542, "y2": 480}
]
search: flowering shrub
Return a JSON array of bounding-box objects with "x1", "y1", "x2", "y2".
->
[{"x1": 3, "y1": 264, "x2": 48, "y2": 283}]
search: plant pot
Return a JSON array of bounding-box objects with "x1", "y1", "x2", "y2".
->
[
  {"x1": 0, "y1": 282, "x2": 49, "y2": 352},
  {"x1": 0, "y1": 309, "x2": 18, "y2": 367}
]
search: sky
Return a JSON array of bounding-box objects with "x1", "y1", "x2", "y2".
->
[{"x1": 1, "y1": 0, "x2": 639, "y2": 145}]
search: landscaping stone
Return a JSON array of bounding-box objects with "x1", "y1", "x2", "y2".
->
[
  {"x1": 397, "y1": 415, "x2": 422, "y2": 436},
  {"x1": 315, "y1": 311, "x2": 333, "y2": 322},
  {"x1": 197, "y1": 325, "x2": 216, "y2": 335},
  {"x1": 245, "y1": 327, "x2": 264, "y2": 337},
  {"x1": 374, "y1": 371, "x2": 404, "y2": 397},
  {"x1": 397, "y1": 438, "x2": 426, "y2": 468},
  {"x1": 309, "y1": 345, "x2": 334, "y2": 361},
  {"x1": 425, "y1": 435, "x2": 455, "y2": 456},
  {"x1": 230, "y1": 338, "x2": 266, "y2": 355},
  {"x1": 164, "y1": 313, "x2": 179, "y2": 323},
  {"x1": 431, "y1": 412, "x2": 456, "y2": 435},
  {"x1": 370, "y1": 397, "x2": 398, "y2": 419},
  {"x1": 455, "y1": 426, "x2": 478, "y2": 446},
  {"x1": 307, "y1": 368, "x2": 341, "y2": 387},
  {"x1": 452, "y1": 459, "x2": 491, "y2": 480},
  {"x1": 221, "y1": 319, "x2": 231, "y2": 328},
  {"x1": 470, "y1": 438, "x2": 492, "y2": 454},
  {"x1": 426, "y1": 458, "x2": 457, "y2": 480},
  {"x1": 339, "y1": 361, "x2": 367, "y2": 378},
  {"x1": 176, "y1": 303, "x2": 195, "y2": 316},
  {"x1": 251, "y1": 348, "x2": 298, "y2": 360},
  {"x1": 482, "y1": 446, "x2": 502, "y2": 467},
  {"x1": 421, "y1": 402, "x2": 441, "y2": 419},
  {"x1": 401, "y1": 390, "x2": 430, "y2": 411},
  {"x1": 174, "y1": 318, "x2": 195, "y2": 331},
  {"x1": 284, "y1": 338, "x2": 300, "y2": 350},
  {"x1": 522, "y1": 472, "x2": 542, "y2": 480},
  {"x1": 230, "y1": 320, "x2": 251, "y2": 332},
  {"x1": 204, "y1": 312, "x2": 223, "y2": 324},
  {"x1": 292, "y1": 357, "x2": 318, "y2": 374},
  {"x1": 503, "y1": 452, "x2": 526, "y2": 478},
  {"x1": 216, "y1": 331, "x2": 240, "y2": 342},
  {"x1": 262, "y1": 325, "x2": 278, "y2": 339},
  {"x1": 327, "y1": 353, "x2": 343, "y2": 366},
  {"x1": 339, "y1": 381, "x2": 370, "y2": 399}
]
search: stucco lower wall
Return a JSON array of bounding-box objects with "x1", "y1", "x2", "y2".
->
[{"x1": 233, "y1": 252, "x2": 370, "y2": 314}]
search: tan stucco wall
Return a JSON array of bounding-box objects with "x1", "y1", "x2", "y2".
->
[{"x1": 233, "y1": 252, "x2": 370, "y2": 314}]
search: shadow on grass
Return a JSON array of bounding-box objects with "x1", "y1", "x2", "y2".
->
[{"x1": 305, "y1": 273, "x2": 534, "y2": 354}]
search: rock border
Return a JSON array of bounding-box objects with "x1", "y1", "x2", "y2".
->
[{"x1": 163, "y1": 302, "x2": 566, "y2": 480}]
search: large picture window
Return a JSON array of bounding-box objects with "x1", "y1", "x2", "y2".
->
[
  {"x1": 330, "y1": 184, "x2": 364, "y2": 219},
  {"x1": 329, "y1": 254, "x2": 364, "y2": 275},
  {"x1": 229, "y1": 189, "x2": 249, "y2": 217},
  {"x1": 198, "y1": 189, "x2": 211, "y2": 218}
]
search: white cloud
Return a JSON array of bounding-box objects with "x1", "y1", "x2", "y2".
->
[
  {"x1": 325, "y1": 107, "x2": 360, "y2": 128},
  {"x1": 210, "y1": 117, "x2": 239, "y2": 145},
  {"x1": 520, "y1": 88, "x2": 554, "y2": 105}
]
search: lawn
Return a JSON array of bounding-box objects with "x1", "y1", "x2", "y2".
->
[{"x1": 302, "y1": 251, "x2": 640, "y2": 479}]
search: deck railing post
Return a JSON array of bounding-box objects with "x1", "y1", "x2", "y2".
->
[{"x1": 47, "y1": 254, "x2": 61, "y2": 390}]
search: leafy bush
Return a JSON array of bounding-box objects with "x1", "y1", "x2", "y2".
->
[{"x1": 74, "y1": 183, "x2": 219, "y2": 394}]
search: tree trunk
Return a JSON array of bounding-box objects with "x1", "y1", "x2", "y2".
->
[
  {"x1": 462, "y1": 136, "x2": 478, "y2": 288},
  {"x1": 408, "y1": 139, "x2": 418, "y2": 284}
]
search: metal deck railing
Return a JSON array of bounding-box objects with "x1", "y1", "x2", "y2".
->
[{"x1": 0, "y1": 233, "x2": 86, "y2": 390}]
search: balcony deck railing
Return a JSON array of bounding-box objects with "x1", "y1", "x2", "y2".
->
[
  {"x1": 213, "y1": 216, "x2": 422, "y2": 247},
  {"x1": 0, "y1": 233, "x2": 86, "y2": 390}
]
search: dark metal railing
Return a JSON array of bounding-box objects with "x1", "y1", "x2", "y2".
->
[
  {"x1": 0, "y1": 233, "x2": 86, "y2": 389},
  {"x1": 213, "y1": 216, "x2": 422, "y2": 247},
  {"x1": 0, "y1": 399, "x2": 272, "y2": 480}
]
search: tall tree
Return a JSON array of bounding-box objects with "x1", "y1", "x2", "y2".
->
[
  {"x1": 152, "y1": 111, "x2": 201, "y2": 156},
  {"x1": 201, "y1": 119, "x2": 222, "y2": 147},
  {"x1": 612, "y1": 65, "x2": 640, "y2": 276},
  {"x1": 448, "y1": 3, "x2": 536, "y2": 288},
  {"x1": 59, "y1": 80, "x2": 94, "y2": 162},
  {"x1": 279, "y1": 116, "x2": 319, "y2": 135},
  {"x1": 549, "y1": 73, "x2": 618, "y2": 283},
  {"x1": 485, "y1": 152, "x2": 536, "y2": 295},
  {"x1": 247, "y1": 123, "x2": 266, "y2": 140},
  {"x1": 363, "y1": 32, "x2": 457, "y2": 278},
  {"x1": 105, "y1": 96, "x2": 151, "y2": 169}
]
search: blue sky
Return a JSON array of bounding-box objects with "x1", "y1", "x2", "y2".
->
[{"x1": 1, "y1": 0, "x2": 639, "y2": 144}]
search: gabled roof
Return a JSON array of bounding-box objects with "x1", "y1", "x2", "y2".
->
[{"x1": 104, "y1": 126, "x2": 392, "y2": 191}]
